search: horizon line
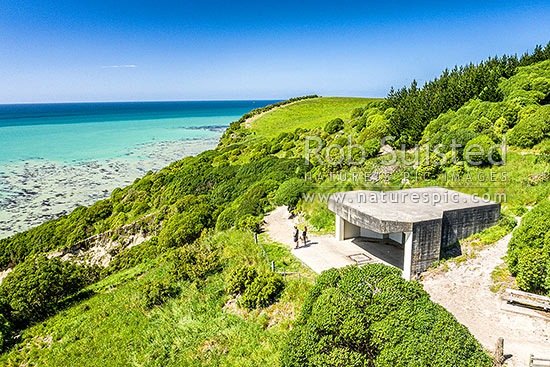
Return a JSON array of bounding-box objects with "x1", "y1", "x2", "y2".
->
[{"x1": 0, "y1": 95, "x2": 383, "y2": 105}]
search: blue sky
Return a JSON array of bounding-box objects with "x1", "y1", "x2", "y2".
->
[{"x1": 1, "y1": 0, "x2": 549, "y2": 103}]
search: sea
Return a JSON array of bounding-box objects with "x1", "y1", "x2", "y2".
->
[{"x1": 0, "y1": 100, "x2": 277, "y2": 238}]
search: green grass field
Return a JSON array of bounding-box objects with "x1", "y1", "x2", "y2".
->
[{"x1": 248, "y1": 97, "x2": 377, "y2": 137}]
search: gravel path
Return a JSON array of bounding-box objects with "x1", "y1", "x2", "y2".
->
[{"x1": 422, "y1": 231, "x2": 550, "y2": 366}]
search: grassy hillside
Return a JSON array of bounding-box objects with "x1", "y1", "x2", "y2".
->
[
  {"x1": 1, "y1": 231, "x2": 314, "y2": 366},
  {"x1": 248, "y1": 97, "x2": 376, "y2": 137}
]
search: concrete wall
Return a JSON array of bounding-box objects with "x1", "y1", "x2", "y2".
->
[
  {"x1": 441, "y1": 203, "x2": 500, "y2": 249},
  {"x1": 360, "y1": 228, "x2": 384, "y2": 239},
  {"x1": 336, "y1": 214, "x2": 361, "y2": 240},
  {"x1": 389, "y1": 232, "x2": 402, "y2": 244},
  {"x1": 403, "y1": 231, "x2": 413, "y2": 280},
  {"x1": 411, "y1": 219, "x2": 442, "y2": 275}
]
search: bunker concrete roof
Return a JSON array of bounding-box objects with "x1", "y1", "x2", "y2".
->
[{"x1": 328, "y1": 187, "x2": 500, "y2": 233}]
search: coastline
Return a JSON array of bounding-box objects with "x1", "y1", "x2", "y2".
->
[{"x1": 0, "y1": 134, "x2": 222, "y2": 239}]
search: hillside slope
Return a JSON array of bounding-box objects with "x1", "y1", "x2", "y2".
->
[{"x1": 248, "y1": 96, "x2": 376, "y2": 137}]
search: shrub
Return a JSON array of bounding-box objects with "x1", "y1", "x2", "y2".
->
[
  {"x1": 236, "y1": 214, "x2": 262, "y2": 233},
  {"x1": 141, "y1": 280, "x2": 177, "y2": 308},
  {"x1": 169, "y1": 243, "x2": 221, "y2": 282},
  {"x1": 280, "y1": 265, "x2": 491, "y2": 367},
  {"x1": 237, "y1": 182, "x2": 274, "y2": 217},
  {"x1": 441, "y1": 128, "x2": 480, "y2": 155},
  {"x1": 506, "y1": 115, "x2": 549, "y2": 148},
  {"x1": 350, "y1": 107, "x2": 365, "y2": 119},
  {"x1": 0, "y1": 256, "x2": 95, "y2": 325},
  {"x1": 241, "y1": 273, "x2": 285, "y2": 309},
  {"x1": 273, "y1": 178, "x2": 309, "y2": 209},
  {"x1": 282, "y1": 141, "x2": 295, "y2": 151},
  {"x1": 363, "y1": 138, "x2": 381, "y2": 159},
  {"x1": 216, "y1": 206, "x2": 238, "y2": 231},
  {"x1": 106, "y1": 236, "x2": 164, "y2": 274},
  {"x1": 355, "y1": 116, "x2": 367, "y2": 131},
  {"x1": 463, "y1": 135, "x2": 501, "y2": 165},
  {"x1": 515, "y1": 248, "x2": 549, "y2": 294},
  {"x1": 270, "y1": 143, "x2": 283, "y2": 154},
  {"x1": 358, "y1": 115, "x2": 390, "y2": 142},
  {"x1": 508, "y1": 200, "x2": 550, "y2": 294},
  {"x1": 416, "y1": 155, "x2": 442, "y2": 179},
  {"x1": 227, "y1": 265, "x2": 258, "y2": 295},
  {"x1": 509, "y1": 200, "x2": 550, "y2": 253},
  {"x1": 469, "y1": 117, "x2": 492, "y2": 133},
  {"x1": 324, "y1": 118, "x2": 344, "y2": 134},
  {"x1": 159, "y1": 210, "x2": 211, "y2": 248},
  {"x1": 333, "y1": 136, "x2": 348, "y2": 147}
]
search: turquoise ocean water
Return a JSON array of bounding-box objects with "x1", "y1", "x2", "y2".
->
[
  {"x1": 0, "y1": 100, "x2": 277, "y2": 237},
  {"x1": 0, "y1": 101, "x2": 276, "y2": 165}
]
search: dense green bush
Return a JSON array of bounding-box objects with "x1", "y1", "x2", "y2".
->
[
  {"x1": 333, "y1": 136, "x2": 348, "y2": 147},
  {"x1": 324, "y1": 118, "x2": 344, "y2": 134},
  {"x1": 241, "y1": 273, "x2": 285, "y2": 310},
  {"x1": 355, "y1": 115, "x2": 367, "y2": 131},
  {"x1": 515, "y1": 247, "x2": 549, "y2": 294},
  {"x1": 463, "y1": 135, "x2": 501, "y2": 165},
  {"x1": 281, "y1": 265, "x2": 491, "y2": 367},
  {"x1": 141, "y1": 280, "x2": 177, "y2": 309},
  {"x1": 416, "y1": 162, "x2": 441, "y2": 179},
  {"x1": 506, "y1": 108, "x2": 550, "y2": 148},
  {"x1": 236, "y1": 214, "x2": 262, "y2": 233},
  {"x1": 508, "y1": 200, "x2": 550, "y2": 294},
  {"x1": 273, "y1": 178, "x2": 309, "y2": 209},
  {"x1": 416, "y1": 154, "x2": 443, "y2": 179},
  {"x1": 215, "y1": 206, "x2": 238, "y2": 231},
  {"x1": 169, "y1": 243, "x2": 221, "y2": 282},
  {"x1": 350, "y1": 107, "x2": 365, "y2": 119},
  {"x1": 363, "y1": 138, "x2": 381, "y2": 159},
  {"x1": 159, "y1": 207, "x2": 215, "y2": 248},
  {"x1": 0, "y1": 256, "x2": 97, "y2": 325},
  {"x1": 106, "y1": 236, "x2": 164, "y2": 274},
  {"x1": 509, "y1": 200, "x2": 550, "y2": 255},
  {"x1": 358, "y1": 114, "x2": 391, "y2": 142},
  {"x1": 227, "y1": 265, "x2": 258, "y2": 295},
  {"x1": 270, "y1": 143, "x2": 283, "y2": 154}
]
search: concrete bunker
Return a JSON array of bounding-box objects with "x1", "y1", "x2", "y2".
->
[{"x1": 328, "y1": 187, "x2": 500, "y2": 280}]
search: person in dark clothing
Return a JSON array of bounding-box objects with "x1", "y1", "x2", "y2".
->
[
  {"x1": 293, "y1": 226, "x2": 299, "y2": 249},
  {"x1": 302, "y1": 226, "x2": 308, "y2": 245}
]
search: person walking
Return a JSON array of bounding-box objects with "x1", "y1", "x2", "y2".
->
[
  {"x1": 293, "y1": 226, "x2": 300, "y2": 249},
  {"x1": 302, "y1": 226, "x2": 308, "y2": 245}
]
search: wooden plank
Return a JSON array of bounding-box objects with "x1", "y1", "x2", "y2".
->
[
  {"x1": 530, "y1": 354, "x2": 550, "y2": 367},
  {"x1": 507, "y1": 288, "x2": 550, "y2": 303},
  {"x1": 504, "y1": 295, "x2": 550, "y2": 311},
  {"x1": 504, "y1": 289, "x2": 550, "y2": 311}
]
